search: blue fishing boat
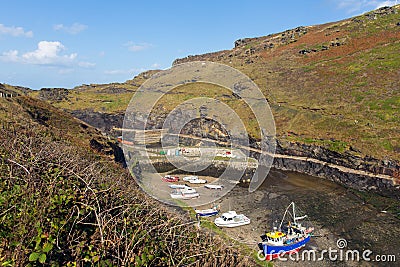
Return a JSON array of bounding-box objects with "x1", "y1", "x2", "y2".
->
[
  {"x1": 258, "y1": 202, "x2": 314, "y2": 260},
  {"x1": 195, "y1": 207, "x2": 219, "y2": 217}
]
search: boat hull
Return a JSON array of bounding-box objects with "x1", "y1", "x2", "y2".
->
[
  {"x1": 195, "y1": 209, "x2": 218, "y2": 217},
  {"x1": 189, "y1": 180, "x2": 207, "y2": 184},
  {"x1": 170, "y1": 193, "x2": 199, "y2": 199},
  {"x1": 162, "y1": 178, "x2": 179, "y2": 182},
  {"x1": 214, "y1": 221, "x2": 250, "y2": 227},
  {"x1": 204, "y1": 184, "x2": 223, "y2": 190},
  {"x1": 214, "y1": 217, "x2": 250, "y2": 227},
  {"x1": 259, "y1": 235, "x2": 310, "y2": 260}
]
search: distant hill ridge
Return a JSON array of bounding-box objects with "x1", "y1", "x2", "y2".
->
[{"x1": 6, "y1": 4, "x2": 400, "y2": 162}]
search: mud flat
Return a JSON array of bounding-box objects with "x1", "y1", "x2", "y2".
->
[{"x1": 200, "y1": 170, "x2": 400, "y2": 266}]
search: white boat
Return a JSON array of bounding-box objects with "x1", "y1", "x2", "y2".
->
[
  {"x1": 188, "y1": 178, "x2": 207, "y2": 184},
  {"x1": 183, "y1": 175, "x2": 199, "y2": 181},
  {"x1": 214, "y1": 211, "x2": 250, "y2": 227},
  {"x1": 205, "y1": 184, "x2": 224, "y2": 190},
  {"x1": 170, "y1": 187, "x2": 199, "y2": 199},
  {"x1": 195, "y1": 207, "x2": 219, "y2": 217},
  {"x1": 168, "y1": 184, "x2": 187, "y2": 189}
]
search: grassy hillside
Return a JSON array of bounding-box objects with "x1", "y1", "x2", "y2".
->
[
  {"x1": 0, "y1": 96, "x2": 256, "y2": 266},
  {"x1": 28, "y1": 70, "x2": 160, "y2": 114},
  {"x1": 174, "y1": 5, "x2": 400, "y2": 160},
  {"x1": 28, "y1": 5, "x2": 400, "y2": 161}
]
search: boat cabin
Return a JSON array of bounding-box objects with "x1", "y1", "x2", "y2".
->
[
  {"x1": 220, "y1": 211, "x2": 243, "y2": 222},
  {"x1": 263, "y1": 231, "x2": 286, "y2": 245},
  {"x1": 172, "y1": 187, "x2": 196, "y2": 195}
]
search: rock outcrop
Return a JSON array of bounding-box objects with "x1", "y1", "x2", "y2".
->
[
  {"x1": 70, "y1": 110, "x2": 124, "y2": 135},
  {"x1": 38, "y1": 88, "x2": 69, "y2": 101}
]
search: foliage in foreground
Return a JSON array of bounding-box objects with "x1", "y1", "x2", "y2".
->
[{"x1": 0, "y1": 99, "x2": 255, "y2": 266}]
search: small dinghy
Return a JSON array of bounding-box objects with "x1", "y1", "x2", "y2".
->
[
  {"x1": 170, "y1": 186, "x2": 199, "y2": 199},
  {"x1": 204, "y1": 184, "x2": 224, "y2": 190},
  {"x1": 168, "y1": 184, "x2": 187, "y2": 189},
  {"x1": 188, "y1": 178, "x2": 207, "y2": 184},
  {"x1": 214, "y1": 211, "x2": 250, "y2": 227},
  {"x1": 195, "y1": 207, "x2": 219, "y2": 217},
  {"x1": 162, "y1": 175, "x2": 179, "y2": 182},
  {"x1": 182, "y1": 175, "x2": 199, "y2": 181}
]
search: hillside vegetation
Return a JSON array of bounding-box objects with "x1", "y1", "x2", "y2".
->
[
  {"x1": 174, "y1": 6, "x2": 400, "y2": 160},
  {"x1": 27, "y1": 6, "x2": 400, "y2": 161},
  {"x1": 0, "y1": 96, "x2": 255, "y2": 266}
]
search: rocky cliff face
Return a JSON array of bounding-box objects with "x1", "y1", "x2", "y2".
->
[
  {"x1": 272, "y1": 156, "x2": 399, "y2": 198},
  {"x1": 70, "y1": 110, "x2": 124, "y2": 135},
  {"x1": 274, "y1": 140, "x2": 398, "y2": 176},
  {"x1": 38, "y1": 88, "x2": 69, "y2": 101},
  {"x1": 75, "y1": 107, "x2": 399, "y2": 197}
]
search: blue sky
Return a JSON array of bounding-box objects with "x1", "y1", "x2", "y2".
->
[{"x1": 0, "y1": 0, "x2": 398, "y2": 89}]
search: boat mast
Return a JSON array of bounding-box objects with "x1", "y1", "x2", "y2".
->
[
  {"x1": 293, "y1": 202, "x2": 296, "y2": 224},
  {"x1": 278, "y1": 202, "x2": 295, "y2": 230}
]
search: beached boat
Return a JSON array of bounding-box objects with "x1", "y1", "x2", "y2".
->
[
  {"x1": 195, "y1": 207, "x2": 219, "y2": 217},
  {"x1": 214, "y1": 211, "x2": 250, "y2": 227},
  {"x1": 170, "y1": 186, "x2": 199, "y2": 199},
  {"x1": 188, "y1": 178, "x2": 207, "y2": 184},
  {"x1": 204, "y1": 184, "x2": 224, "y2": 190},
  {"x1": 162, "y1": 175, "x2": 179, "y2": 182},
  {"x1": 168, "y1": 184, "x2": 187, "y2": 189},
  {"x1": 182, "y1": 175, "x2": 199, "y2": 181},
  {"x1": 258, "y1": 202, "x2": 314, "y2": 260}
]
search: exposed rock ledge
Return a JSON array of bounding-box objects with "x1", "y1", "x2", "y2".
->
[
  {"x1": 62, "y1": 109, "x2": 399, "y2": 198},
  {"x1": 271, "y1": 153, "x2": 399, "y2": 199}
]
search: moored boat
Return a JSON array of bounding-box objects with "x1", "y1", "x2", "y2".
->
[
  {"x1": 188, "y1": 178, "x2": 207, "y2": 184},
  {"x1": 195, "y1": 207, "x2": 219, "y2": 217},
  {"x1": 170, "y1": 186, "x2": 199, "y2": 199},
  {"x1": 168, "y1": 184, "x2": 187, "y2": 189},
  {"x1": 214, "y1": 211, "x2": 250, "y2": 227},
  {"x1": 258, "y1": 202, "x2": 314, "y2": 260},
  {"x1": 182, "y1": 175, "x2": 199, "y2": 181},
  {"x1": 204, "y1": 184, "x2": 224, "y2": 190},
  {"x1": 162, "y1": 175, "x2": 179, "y2": 182}
]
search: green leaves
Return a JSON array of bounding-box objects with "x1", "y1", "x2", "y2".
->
[
  {"x1": 38, "y1": 253, "x2": 47, "y2": 264},
  {"x1": 42, "y1": 242, "x2": 53, "y2": 253},
  {"x1": 28, "y1": 232, "x2": 54, "y2": 264},
  {"x1": 28, "y1": 250, "x2": 47, "y2": 263},
  {"x1": 28, "y1": 252, "x2": 40, "y2": 261},
  {"x1": 28, "y1": 252, "x2": 41, "y2": 262}
]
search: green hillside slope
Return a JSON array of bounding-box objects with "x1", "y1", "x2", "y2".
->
[
  {"x1": 28, "y1": 5, "x2": 400, "y2": 161},
  {"x1": 0, "y1": 96, "x2": 255, "y2": 266}
]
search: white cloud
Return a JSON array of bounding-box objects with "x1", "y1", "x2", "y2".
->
[
  {"x1": 125, "y1": 42, "x2": 153, "y2": 52},
  {"x1": 78, "y1": 61, "x2": 96, "y2": 68},
  {"x1": 1, "y1": 41, "x2": 95, "y2": 68},
  {"x1": 22, "y1": 41, "x2": 77, "y2": 65},
  {"x1": 53, "y1": 23, "x2": 88, "y2": 34},
  {"x1": 335, "y1": 0, "x2": 398, "y2": 13},
  {"x1": 104, "y1": 67, "x2": 146, "y2": 75},
  {"x1": 105, "y1": 64, "x2": 162, "y2": 76},
  {"x1": 58, "y1": 68, "x2": 74, "y2": 74},
  {"x1": 2, "y1": 50, "x2": 19, "y2": 61},
  {"x1": 0, "y1": 24, "x2": 33, "y2": 37},
  {"x1": 375, "y1": 1, "x2": 398, "y2": 8}
]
